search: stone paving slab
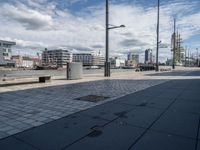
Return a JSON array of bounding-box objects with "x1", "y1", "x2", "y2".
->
[
  {"x1": 64, "y1": 121, "x2": 145, "y2": 150},
  {"x1": 151, "y1": 109, "x2": 199, "y2": 139},
  {"x1": 115, "y1": 107, "x2": 163, "y2": 128},
  {"x1": 170, "y1": 100, "x2": 200, "y2": 114},
  {"x1": 131, "y1": 131, "x2": 196, "y2": 150},
  {"x1": 81, "y1": 102, "x2": 135, "y2": 121},
  {"x1": 146, "y1": 96, "x2": 175, "y2": 109},
  {"x1": 0, "y1": 137, "x2": 38, "y2": 150},
  {"x1": 198, "y1": 142, "x2": 200, "y2": 150},
  {"x1": 113, "y1": 93, "x2": 153, "y2": 106},
  {"x1": 14, "y1": 113, "x2": 107, "y2": 150}
]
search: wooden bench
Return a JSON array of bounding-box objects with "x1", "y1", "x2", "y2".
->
[{"x1": 39, "y1": 76, "x2": 51, "y2": 83}]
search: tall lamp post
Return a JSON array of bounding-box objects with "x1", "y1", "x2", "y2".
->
[
  {"x1": 184, "y1": 47, "x2": 187, "y2": 67},
  {"x1": 155, "y1": 0, "x2": 160, "y2": 72},
  {"x1": 188, "y1": 48, "x2": 190, "y2": 67},
  {"x1": 197, "y1": 48, "x2": 199, "y2": 67},
  {"x1": 105, "y1": 0, "x2": 125, "y2": 77},
  {"x1": 172, "y1": 18, "x2": 176, "y2": 69}
]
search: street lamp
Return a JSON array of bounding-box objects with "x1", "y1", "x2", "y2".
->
[
  {"x1": 197, "y1": 48, "x2": 199, "y2": 67},
  {"x1": 172, "y1": 18, "x2": 176, "y2": 69},
  {"x1": 155, "y1": 0, "x2": 160, "y2": 72},
  {"x1": 105, "y1": 0, "x2": 125, "y2": 77},
  {"x1": 184, "y1": 47, "x2": 187, "y2": 67},
  {"x1": 108, "y1": 24, "x2": 125, "y2": 30}
]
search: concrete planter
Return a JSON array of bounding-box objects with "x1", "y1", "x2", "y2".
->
[{"x1": 67, "y1": 62, "x2": 83, "y2": 80}]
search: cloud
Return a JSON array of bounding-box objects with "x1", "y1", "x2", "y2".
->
[
  {"x1": 159, "y1": 43, "x2": 170, "y2": 49},
  {"x1": 120, "y1": 39, "x2": 148, "y2": 47},
  {"x1": 57, "y1": 45, "x2": 93, "y2": 52},
  {"x1": 120, "y1": 32, "x2": 133, "y2": 37},
  {"x1": 91, "y1": 44, "x2": 104, "y2": 49},
  {"x1": 0, "y1": 0, "x2": 199, "y2": 63},
  {"x1": 1, "y1": 3, "x2": 53, "y2": 30}
]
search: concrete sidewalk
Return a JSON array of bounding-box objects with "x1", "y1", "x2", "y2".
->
[{"x1": 0, "y1": 71, "x2": 200, "y2": 150}]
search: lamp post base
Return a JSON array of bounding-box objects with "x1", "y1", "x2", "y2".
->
[
  {"x1": 155, "y1": 65, "x2": 159, "y2": 72},
  {"x1": 104, "y1": 62, "x2": 110, "y2": 77},
  {"x1": 172, "y1": 65, "x2": 175, "y2": 69}
]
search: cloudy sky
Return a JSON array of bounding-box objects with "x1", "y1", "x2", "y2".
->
[{"x1": 0, "y1": 0, "x2": 200, "y2": 62}]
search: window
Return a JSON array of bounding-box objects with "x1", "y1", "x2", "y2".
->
[
  {"x1": 3, "y1": 44, "x2": 10, "y2": 48},
  {"x1": 3, "y1": 53, "x2": 8, "y2": 56}
]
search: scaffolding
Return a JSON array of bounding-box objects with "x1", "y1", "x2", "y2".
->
[{"x1": 171, "y1": 30, "x2": 184, "y2": 65}]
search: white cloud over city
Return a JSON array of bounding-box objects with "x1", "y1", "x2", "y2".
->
[{"x1": 0, "y1": 0, "x2": 200, "y2": 62}]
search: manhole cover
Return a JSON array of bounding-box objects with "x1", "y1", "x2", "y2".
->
[{"x1": 75, "y1": 95, "x2": 110, "y2": 103}]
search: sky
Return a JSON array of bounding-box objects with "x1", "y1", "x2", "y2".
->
[{"x1": 0, "y1": 0, "x2": 200, "y2": 62}]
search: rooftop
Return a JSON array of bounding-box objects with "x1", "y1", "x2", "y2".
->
[{"x1": 0, "y1": 40, "x2": 16, "y2": 46}]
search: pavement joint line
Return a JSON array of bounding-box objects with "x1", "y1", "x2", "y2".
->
[
  {"x1": 60, "y1": 106, "x2": 137, "y2": 150},
  {"x1": 112, "y1": 95, "x2": 171, "y2": 110},
  {"x1": 195, "y1": 117, "x2": 200, "y2": 150},
  {"x1": 80, "y1": 101, "x2": 137, "y2": 121},
  {"x1": 127, "y1": 81, "x2": 185, "y2": 150},
  {"x1": 149, "y1": 128, "x2": 197, "y2": 141},
  {"x1": 168, "y1": 108, "x2": 200, "y2": 116},
  {"x1": 59, "y1": 119, "x2": 114, "y2": 150},
  {"x1": 13, "y1": 136, "x2": 40, "y2": 150}
]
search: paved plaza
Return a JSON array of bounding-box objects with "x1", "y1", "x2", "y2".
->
[
  {"x1": 0, "y1": 71, "x2": 168, "y2": 140},
  {"x1": 0, "y1": 69, "x2": 200, "y2": 150}
]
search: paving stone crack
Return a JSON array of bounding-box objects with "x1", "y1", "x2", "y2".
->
[
  {"x1": 195, "y1": 117, "x2": 200, "y2": 150},
  {"x1": 127, "y1": 83, "x2": 186, "y2": 150}
]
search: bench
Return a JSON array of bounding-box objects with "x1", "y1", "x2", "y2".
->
[{"x1": 39, "y1": 76, "x2": 51, "y2": 83}]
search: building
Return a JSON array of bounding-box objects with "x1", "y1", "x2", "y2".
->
[
  {"x1": 32, "y1": 57, "x2": 42, "y2": 67},
  {"x1": 145, "y1": 49, "x2": 153, "y2": 64},
  {"x1": 171, "y1": 31, "x2": 184, "y2": 65},
  {"x1": 12, "y1": 55, "x2": 23, "y2": 68},
  {"x1": 110, "y1": 57, "x2": 125, "y2": 68},
  {"x1": 92, "y1": 55, "x2": 105, "y2": 66},
  {"x1": 127, "y1": 53, "x2": 139, "y2": 66},
  {"x1": 21, "y1": 56, "x2": 34, "y2": 68},
  {"x1": 73, "y1": 53, "x2": 92, "y2": 66},
  {"x1": 72, "y1": 53, "x2": 105, "y2": 66},
  {"x1": 0, "y1": 40, "x2": 16, "y2": 67},
  {"x1": 12, "y1": 55, "x2": 34, "y2": 68},
  {"x1": 166, "y1": 58, "x2": 173, "y2": 66},
  {"x1": 128, "y1": 53, "x2": 139, "y2": 63},
  {"x1": 42, "y1": 49, "x2": 72, "y2": 68}
]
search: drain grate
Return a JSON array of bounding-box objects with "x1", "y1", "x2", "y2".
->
[{"x1": 75, "y1": 95, "x2": 110, "y2": 103}]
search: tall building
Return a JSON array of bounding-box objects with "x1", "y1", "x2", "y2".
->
[
  {"x1": 110, "y1": 57, "x2": 125, "y2": 68},
  {"x1": 42, "y1": 49, "x2": 72, "y2": 68},
  {"x1": 145, "y1": 49, "x2": 153, "y2": 64},
  {"x1": 73, "y1": 53, "x2": 92, "y2": 66},
  {"x1": 0, "y1": 40, "x2": 16, "y2": 66},
  {"x1": 127, "y1": 53, "x2": 139, "y2": 66},
  {"x1": 127, "y1": 53, "x2": 139, "y2": 63}
]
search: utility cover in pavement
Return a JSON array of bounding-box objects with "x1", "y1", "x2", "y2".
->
[{"x1": 75, "y1": 95, "x2": 110, "y2": 103}]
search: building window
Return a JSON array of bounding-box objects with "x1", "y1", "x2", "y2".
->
[{"x1": 3, "y1": 53, "x2": 8, "y2": 56}]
